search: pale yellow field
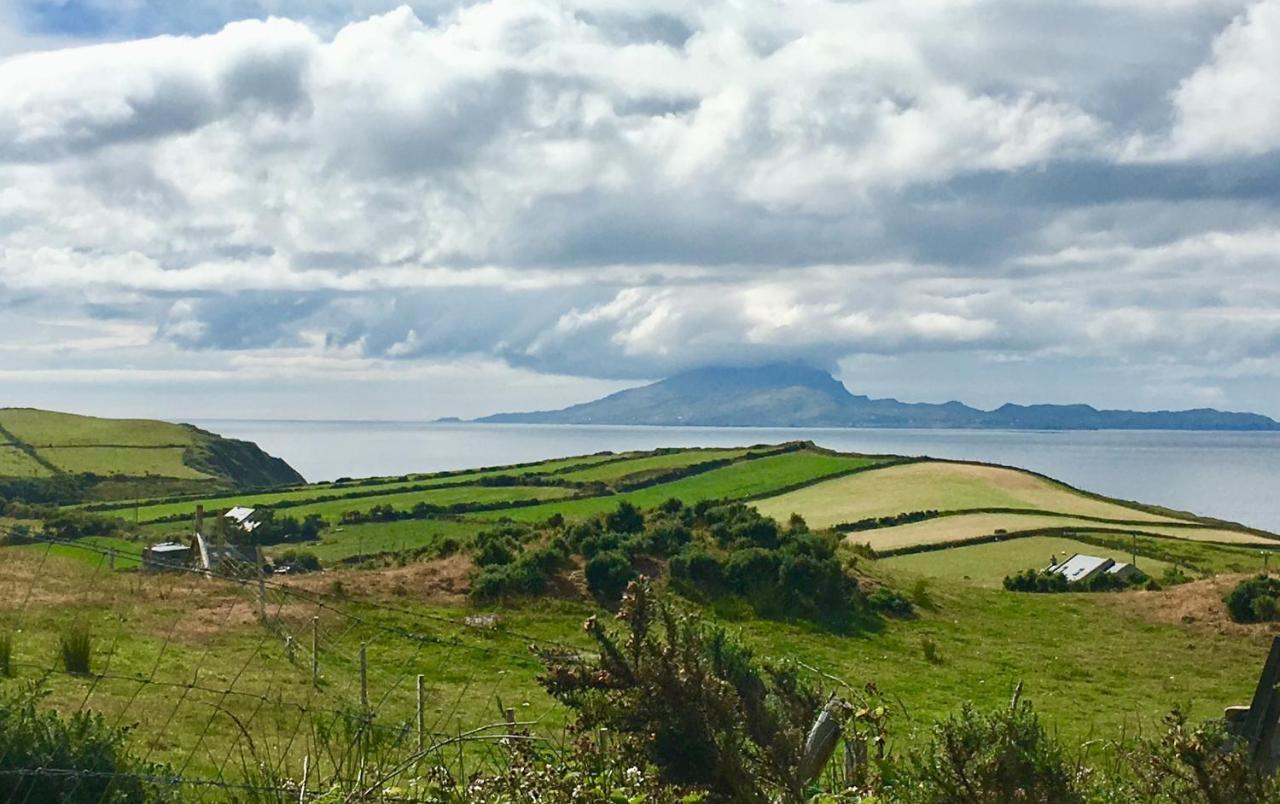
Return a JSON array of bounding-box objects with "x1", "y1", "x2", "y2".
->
[
  {"x1": 844, "y1": 511, "x2": 1278, "y2": 552},
  {"x1": 755, "y1": 461, "x2": 1183, "y2": 528}
]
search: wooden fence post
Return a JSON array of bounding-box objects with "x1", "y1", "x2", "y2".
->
[
  {"x1": 359, "y1": 643, "x2": 369, "y2": 712},
  {"x1": 417, "y1": 674, "x2": 426, "y2": 753},
  {"x1": 311, "y1": 616, "x2": 319, "y2": 686},
  {"x1": 798, "y1": 699, "x2": 842, "y2": 785}
]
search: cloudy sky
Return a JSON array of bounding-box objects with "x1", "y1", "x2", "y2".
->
[{"x1": 2, "y1": 0, "x2": 1279, "y2": 420}]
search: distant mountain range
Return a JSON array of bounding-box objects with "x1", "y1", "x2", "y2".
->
[{"x1": 477, "y1": 364, "x2": 1280, "y2": 431}]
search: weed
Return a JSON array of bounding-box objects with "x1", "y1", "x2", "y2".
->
[{"x1": 59, "y1": 625, "x2": 92, "y2": 676}]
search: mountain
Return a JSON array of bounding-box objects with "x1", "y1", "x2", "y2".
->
[
  {"x1": 478, "y1": 364, "x2": 1280, "y2": 431},
  {"x1": 0, "y1": 407, "x2": 304, "y2": 499}
]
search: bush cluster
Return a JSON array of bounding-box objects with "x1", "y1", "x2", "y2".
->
[
  {"x1": 469, "y1": 526, "x2": 573, "y2": 600},
  {"x1": 1003, "y1": 565, "x2": 1151, "y2": 594},
  {"x1": 1225, "y1": 574, "x2": 1280, "y2": 623}
]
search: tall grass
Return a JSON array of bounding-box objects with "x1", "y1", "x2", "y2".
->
[
  {"x1": 59, "y1": 625, "x2": 92, "y2": 675},
  {"x1": 0, "y1": 632, "x2": 12, "y2": 678}
]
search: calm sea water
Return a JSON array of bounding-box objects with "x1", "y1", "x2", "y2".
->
[{"x1": 191, "y1": 421, "x2": 1280, "y2": 533}]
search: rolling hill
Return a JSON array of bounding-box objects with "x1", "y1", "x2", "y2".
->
[
  {"x1": 0, "y1": 407, "x2": 304, "y2": 499},
  {"x1": 478, "y1": 363, "x2": 1280, "y2": 430}
]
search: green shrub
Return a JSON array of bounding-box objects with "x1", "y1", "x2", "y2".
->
[
  {"x1": 1115, "y1": 708, "x2": 1280, "y2": 803},
  {"x1": 59, "y1": 625, "x2": 92, "y2": 676},
  {"x1": 1003, "y1": 568, "x2": 1070, "y2": 593},
  {"x1": 894, "y1": 695, "x2": 1085, "y2": 803},
  {"x1": 724, "y1": 547, "x2": 780, "y2": 594},
  {"x1": 0, "y1": 633, "x2": 11, "y2": 678},
  {"x1": 472, "y1": 528, "x2": 521, "y2": 567},
  {"x1": 585, "y1": 550, "x2": 635, "y2": 603},
  {"x1": 669, "y1": 543, "x2": 724, "y2": 589},
  {"x1": 0, "y1": 684, "x2": 174, "y2": 803},
  {"x1": 276, "y1": 549, "x2": 322, "y2": 572},
  {"x1": 921, "y1": 635, "x2": 943, "y2": 665},
  {"x1": 535, "y1": 581, "x2": 823, "y2": 801},
  {"x1": 869, "y1": 587, "x2": 915, "y2": 618},
  {"x1": 605, "y1": 501, "x2": 645, "y2": 534},
  {"x1": 1224, "y1": 575, "x2": 1280, "y2": 623}
]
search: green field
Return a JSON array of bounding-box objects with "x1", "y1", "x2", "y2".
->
[
  {"x1": 38, "y1": 445, "x2": 212, "y2": 479},
  {"x1": 283, "y1": 518, "x2": 478, "y2": 563},
  {"x1": 0, "y1": 546, "x2": 1268, "y2": 783},
  {"x1": 881, "y1": 536, "x2": 1175, "y2": 587},
  {"x1": 282, "y1": 484, "x2": 577, "y2": 523},
  {"x1": 554, "y1": 447, "x2": 751, "y2": 483},
  {"x1": 0, "y1": 445, "x2": 50, "y2": 477},
  {"x1": 0, "y1": 408, "x2": 194, "y2": 447},
  {"x1": 755, "y1": 460, "x2": 1183, "y2": 528},
  {"x1": 470, "y1": 450, "x2": 885, "y2": 522},
  {"x1": 844, "y1": 511, "x2": 1278, "y2": 552}
]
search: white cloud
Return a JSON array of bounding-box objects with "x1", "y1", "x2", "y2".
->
[{"x1": 0, "y1": 1, "x2": 1278, "y2": 417}]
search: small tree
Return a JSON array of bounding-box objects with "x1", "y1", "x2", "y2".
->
[{"x1": 1225, "y1": 575, "x2": 1280, "y2": 623}]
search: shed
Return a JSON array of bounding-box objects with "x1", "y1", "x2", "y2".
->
[
  {"x1": 1105, "y1": 561, "x2": 1139, "y2": 581},
  {"x1": 143, "y1": 541, "x2": 192, "y2": 572}
]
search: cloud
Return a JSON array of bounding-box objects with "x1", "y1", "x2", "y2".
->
[
  {"x1": 1164, "y1": 0, "x2": 1280, "y2": 158},
  {"x1": 0, "y1": 1, "x2": 1279, "y2": 417}
]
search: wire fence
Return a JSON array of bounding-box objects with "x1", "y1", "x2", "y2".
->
[{"x1": 0, "y1": 525, "x2": 585, "y2": 801}]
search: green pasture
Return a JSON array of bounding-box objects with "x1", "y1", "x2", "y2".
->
[
  {"x1": 0, "y1": 408, "x2": 195, "y2": 447},
  {"x1": 283, "y1": 484, "x2": 577, "y2": 524},
  {"x1": 755, "y1": 461, "x2": 1185, "y2": 529},
  {"x1": 879, "y1": 536, "x2": 1175, "y2": 587},
  {"x1": 0, "y1": 547, "x2": 1269, "y2": 783},
  {"x1": 470, "y1": 450, "x2": 885, "y2": 522},
  {"x1": 38, "y1": 446, "x2": 212, "y2": 479},
  {"x1": 555, "y1": 447, "x2": 752, "y2": 483},
  {"x1": 0, "y1": 445, "x2": 49, "y2": 477},
  {"x1": 281, "y1": 519, "x2": 479, "y2": 563}
]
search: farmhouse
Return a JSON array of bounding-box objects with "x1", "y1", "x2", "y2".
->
[{"x1": 1048, "y1": 553, "x2": 1137, "y2": 584}]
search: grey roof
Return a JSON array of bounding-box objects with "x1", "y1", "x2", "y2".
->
[
  {"x1": 149, "y1": 541, "x2": 190, "y2": 553},
  {"x1": 224, "y1": 506, "x2": 261, "y2": 532},
  {"x1": 1105, "y1": 562, "x2": 1135, "y2": 575},
  {"x1": 1050, "y1": 553, "x2": 1113, "y2": 583}
]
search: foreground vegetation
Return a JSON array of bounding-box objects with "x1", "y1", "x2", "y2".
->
[{"x1": 3, "y1": 438, "x2": 1280, "y2": 799}]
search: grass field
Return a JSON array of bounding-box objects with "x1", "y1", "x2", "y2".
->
[
  {"x1": 38, "y1": 446, "x2": 213, "y2": 479},
  {"x1": 880, "y1": 536, "x2": 1175, "y2": 587},
  {"x1": 470, "y1": 450, "x2": 885, "y2": 522},
  {"x1": 754, "y1": 461, "x2": 1183, "y2": 528},
  {"x1": 844, "y1": 512, "x2": 1279, "y2": 552},
  {"x1": 0, "y1": 408, "x2": 194, "y2": 447},
  {"x1": 284, "y1": 519, "x2": 478, "y2": 563},
  {"x1": 0, "y1": 445, "x2": 50, "y2": 477},
  {"x1": 282, "y1": 484, "x2": 577, "y2": 523},
  {"x1": 0, "y1": 546, "x2": 1269, "y2": 783},
  {"x1": 554, "y1": 447, "x2": 752, "y2": 483}
]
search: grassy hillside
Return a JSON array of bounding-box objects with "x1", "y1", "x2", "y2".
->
[
  {"x1": 754, "y1": 461, "x2": 1181, "y2": 527},
  {"x1": 0, "y1": 408, "x2": 304, "y2": 499}
]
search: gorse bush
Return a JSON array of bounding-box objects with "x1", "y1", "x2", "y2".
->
[
  {"x1": 1224, "y1": 574, "x2": 1280, "y2": 623},
  {"x1": 60, "y1": 624, "x2": 92, "y2": 676},
  {"x1": 536, "y1": 581, "x2": 826, "y2": 802},
  {"x1": 0, "y1": 684, "x2": 174, "y2": 803},
  {"x1": 584, "y1": 549, "x2": 635, "y2": 603},
  {"x1": 893, "y1": 693, "x2": 1086, "y2": 804}
]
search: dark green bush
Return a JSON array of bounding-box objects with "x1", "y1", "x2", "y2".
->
[
  {"x1": 276, "y1": 549, "x2": 322, "y2": 572},
  {"x1": 605, "y1": 501, "x2": 645, "y2": 534},
  {"x1": 1003, "y1": 569, "x2": 1070, "y2": 593},
  {"x1": 724, "y1": 547, "x2": 780, "y2": 594},
  {"x1": 669, "y1": 543, "x2": 724, "y2": 589},
  {"x1": 1224, "y1": 574, "x2": 1280, "y2": 623},
  {"x1": 472, "y1": 528, "x2": 522, "y2": 567},
  {"x1": 0, "y1": 632, "x2": 11, "y2": 678},
  {"x1": 0, "y1": 684, "x2": 174, "y2": 802},
  {"x1": 585, "y1": 550, "x2": 635, "y2": 603},
  {"x1": 894, "y1": 696, "x2": 1085, "y2": 803},
  {"x1": 868, "y1": 587, "x2": 915, "y2": 618}
]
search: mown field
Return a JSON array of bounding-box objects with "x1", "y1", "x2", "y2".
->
[{"x1": 881, "y1": 536, "x2": 1177, "y2": 587}]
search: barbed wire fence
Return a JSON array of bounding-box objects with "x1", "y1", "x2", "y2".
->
[{"x1": 0, "y1": 524, "x2": 586, "y2": 801}]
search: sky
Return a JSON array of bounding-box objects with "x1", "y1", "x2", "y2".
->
[{"x1": 1, "y1": 0, "x2": 1279, "y2": 421}]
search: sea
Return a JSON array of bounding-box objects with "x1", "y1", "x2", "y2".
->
[{"x1": 190, "y1": 420, "x2": 1280, "y2": 534}]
